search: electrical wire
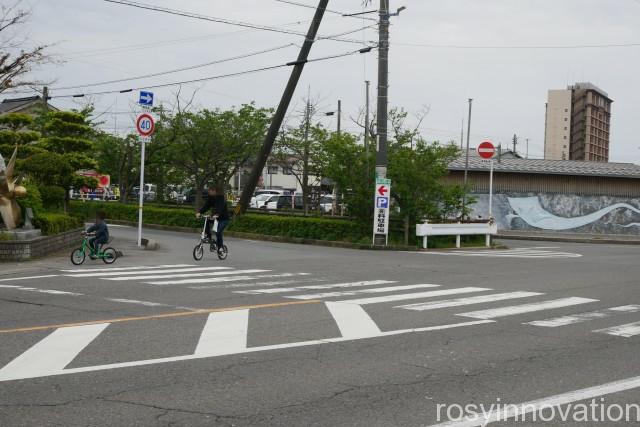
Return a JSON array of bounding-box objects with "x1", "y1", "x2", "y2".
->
[
  {"x1": 393, "y1": 41, "x2": 640, "y2": 49},
  {"x1": 273, "y1": 0, "x2": 378, "y2": 22},
  {"x1": 46, "y1": 47, "x2": 375, "y2": 99},
  {"x1": 102, "y1": 0, "x2": 375, "y2": 45}
]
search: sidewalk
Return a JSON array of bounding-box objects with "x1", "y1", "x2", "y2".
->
[{"x1": 497, "y1": 230, "x2": 640, "y2": 245}]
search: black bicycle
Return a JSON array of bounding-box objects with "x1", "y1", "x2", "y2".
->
[{"x1": 193, "y1": 215, "x2": 228, "y2": 261}]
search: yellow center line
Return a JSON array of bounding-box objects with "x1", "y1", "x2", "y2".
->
[{"x1": 0, "y1": 300, "x2": 322, "y2": 334}]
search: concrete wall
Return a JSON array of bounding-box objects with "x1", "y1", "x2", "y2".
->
[
  {"x1": 468, "y1": 193, "x2": 640, "y2": 235},
  {"x1": 0, "y1": 228, "x2": 83, "y2": 261}
]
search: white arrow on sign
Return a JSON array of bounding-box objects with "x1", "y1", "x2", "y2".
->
[{"x1": 140, "y1": 93, "x2": 153, "y2": 104}]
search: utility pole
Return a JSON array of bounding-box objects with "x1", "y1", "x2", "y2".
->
[
  {"x1": 375, "y1": 0, "x2": 390, "y2": 179},
  {"x1": 303, "y1": 88, "x2": 311, "y2": 215},
  {"x1": 236, "y1": 0, "x2": 329, "y2": 215},
  {"x1": 42, "y1": 86, "x2": 49, "y2": 112},
  {"x1": 461, "y1": 98, "x2": 473, "y2": 220},
  {"x1": 526, "y1": 138, "x2": 529, "y2": 159},
  {"x1": 337, "y1": 99, "x2": 341, "y2": 134},
  {"x1": 364, "y1": 80, "x2": 371, "y2": 177},
  {"x1": 460, "y1": 118, "x2": 464, "y2": 150},
  {"x1": 512, "y1": 134, "x2": 518, "y2": 154}
]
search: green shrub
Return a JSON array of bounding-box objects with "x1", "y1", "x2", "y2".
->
[
  {"x1": 17, "y1": 178, "x2": 43, "y2": 217},
  {"x1": 39, "y1": 185, "x2": 66, "y2": 210},
  {"x1": 33, "y1": 213, "x2": 84, "y2": 235}
]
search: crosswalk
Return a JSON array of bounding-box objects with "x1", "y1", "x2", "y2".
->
[
  {"x1": 421, "y1": 247, "x2": 582, "y2": 259},
  {"x1": 1, "y1": 263, "x2": 639, "y2": 382}
]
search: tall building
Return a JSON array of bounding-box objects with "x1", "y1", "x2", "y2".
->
[{"x1": 544, "y1": 83, "x2": 612, "y2": 162}]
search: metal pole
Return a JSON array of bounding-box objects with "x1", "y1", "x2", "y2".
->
[
  {"x1": 375, "y1": 0, "x2": 390, "y2": 179},
  {"x1": 460, "y1": 118, "x2": 464, "y2": 150},
  {"x1": 461, "y1": 98, "x2": 473, "y2": 220},
  {"x1": 489, "y1": 159, "x2": 494, "y2": 219},
  {"x1": 137, "y1": 140, "x2": 146, "y2": 247},
  {"x1": 337, "y1": 99, "x2": 341, "y2": 134},
  {"x1": 236, "y1": 0, "x2": 329, "y2": 215},
  {"x1": 365, "y1": 80, "x2": 371, "y2": 187}
]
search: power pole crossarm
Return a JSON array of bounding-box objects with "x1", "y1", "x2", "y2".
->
[{"x1": 236, "y1": 0, "x2": 329, "y2": 215}]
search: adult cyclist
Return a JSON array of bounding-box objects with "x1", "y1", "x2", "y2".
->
[{"x1": 196, "y1": 185, "x2": 230, "y2": 255}]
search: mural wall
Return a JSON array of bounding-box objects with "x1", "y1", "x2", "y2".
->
[{"x1": 468, "y1": 193, "x2": 640, "y2": 235}]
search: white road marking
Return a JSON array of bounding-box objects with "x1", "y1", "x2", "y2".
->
[
  {"x1": 0, "y1": 323, "x2": 109, "y2": 381},
  {"x1": 338, "y1": 287, "x2": 491, "y2": 305},
  {"x1": 154, "y1": 273, "x2": 311, "y2": 287},
  {"x1": 194, "y1": 310, "x2": 249, "y2": 356},
  {"x1": 0, "y1": 285, "x2": 82, "y2": 296},
  {"x1": 221, "y1": 279, "x2": 327, "y2": 289},
  {"x1": 0, "y1": 274, "x2": 59, "y2": 282},
  {"x1": 0, "y1": 318, "x2": 492, "y2": 382},
  {"x1": 65, "y1": 266, "x2": 232, "y2": 278},
  {"x1": 426, "y1": 249, "x2": 582, "y2": 259},
  {"x1": 594, "y1": 321, "x2": 640, "y2": 338},
  {"x1": 526, "y1": 305, "x2": 640, "y2": 327},
  {"x1": 60, "y1": 264, "x2": 193, "y2": 273},
  {"x1": 103, "y1": 269, "x2": 269, "y2": 281},
  {"x1": 235, "y1": 280, "x2": 397, "y2": 295},
  {"x1": 325, "y1": 301, "x2": 381, "y2": 338},
  {"x1": 397, "y1": 292, "x2": 543, "y2": 311},
  {"x1": 286, "y1": 284, "x2": 440, "y2": 300},
  {"x1": 107, "y1": 298, "x2": 169, "y2": 308},
  {"x1": 425, "y1": 374, "x2": 640, "y2": 427},
  {"x1": 457, "y1": 297, "x2": 598, "y2": 319}
]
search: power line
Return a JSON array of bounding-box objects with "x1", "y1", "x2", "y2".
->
[
  {"x1": 393, "y1": 41, "x2": 640, "y2": 50},
  {"x1": 103, "y1": 0, "x2": 375, "y2": 45},
  {"x1": 273, "y1": 0, "x2": 377, "y2": 22},
  {"x1": 46, "y1": 47, "x2": 374, "y2": 99},
  {"x1": 43, "y1": 44, "x2": 296, "y2": 92}
]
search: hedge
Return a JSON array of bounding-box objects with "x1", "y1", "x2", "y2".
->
[
  {"x1": 33, "y1": 213, "x2": 84, "y2": 236},
  {"x1": 70, "y1": 201, "x2": 366, "y2": 243}
]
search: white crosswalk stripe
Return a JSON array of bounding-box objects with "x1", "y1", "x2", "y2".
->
[
  {"x1": 525, "y1": 305, "x2": 640, "y2": 327},
  {"x1": 457, "y1": 297, "x2": 598, "y2": 319},
  {"x1": 285, "y1": 284, "x2": 440, "y2": 300},
  {"x1": 594, "y1": 321, "x2": 640, "y2": 338},
  {"x1": 397, "y1": 291, "x2": 543, "y2": 311},
  {"x1": 337, "y1": 287, "x2": 491, "y2": 305},
  {"x1": 424, "y1": 247, "x2": 582, "y2": 259},
  {"x1": 173, "y1": 273, "x2": 312, "y2": 287},
  {"x1": 59, "y1": 264, "x2": 194, "y2": 273},
  {"x1": 65, "y1": 266, "x2": 232, "y2": 278},
  {"x1": 103, "y1": 269, "x2": 269, "y2": 281},
  {"x1": 235, "y1": 280, "x2": 397, "y2": 295}
]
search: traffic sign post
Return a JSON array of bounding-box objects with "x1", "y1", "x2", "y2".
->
[
  {"x1": 373, "y1": 178, "x2": 391, "y2": 246},
  {"x1": 478, "y1": 141, "x2": 496, "y2": 220},
  {"x1": 135, "y1": 112, "x2": 156, "y2": 247}
]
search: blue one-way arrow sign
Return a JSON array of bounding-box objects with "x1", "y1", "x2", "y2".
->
[{"x1": 139, "y1": 91, "x2": 154, "y2": 107}]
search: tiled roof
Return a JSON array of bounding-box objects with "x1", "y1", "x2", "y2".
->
[
  {"x1": 449, "y1": 156, "x2": 640, "y2": 179},
  {"x1": 0, "y1": 96, "x2": 43, "y2": 113}
]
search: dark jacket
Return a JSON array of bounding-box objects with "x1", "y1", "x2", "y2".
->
[
  {"x1": 199, "y1": 195, "x2": 230, "y2": 220},
  {"x1": 87, "y1": 221, "x2": 109, "y2": 242}
]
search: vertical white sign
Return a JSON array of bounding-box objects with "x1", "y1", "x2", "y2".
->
[{"x1": 373, "y1": 178, "x2": 391, "y2": 245}]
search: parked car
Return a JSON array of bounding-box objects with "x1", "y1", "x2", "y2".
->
[
  {"x1": 132, "y1": 184, "x2": 157, "y2": 201},
  {"x1": 250, "y1": 193, "x2": 272, "y2": 209},
  {"x1": 265, "y1": 195, "x2": 303, "y2": 210}
]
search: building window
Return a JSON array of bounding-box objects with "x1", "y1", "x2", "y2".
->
[
  {"x1": 267, "y1": 165, "x2": 279, "y2": 174},
  {"x1": 564, "y1": 127, "x2": 568, "y2": 130},
  {"x1": 282, "y1": 167, "x2": 293, "y2": 175},
  {"x1": 563, "y1": 136, "x2": 567, "y2": 140},
  {"x1": 564, "y1": 108, "x2": 568, "y2": 113}
]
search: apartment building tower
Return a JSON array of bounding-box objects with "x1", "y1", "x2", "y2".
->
[{"x1": 544, "y1": 83, "x2": 612, "y2": 162}]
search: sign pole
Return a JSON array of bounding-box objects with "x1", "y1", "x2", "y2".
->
[
  {"x1": 489, "y1": 158, "x2": 494, "y2": 219},
  {"x1": 137, "y1": 140, "x2": 146, "y2": 247}
]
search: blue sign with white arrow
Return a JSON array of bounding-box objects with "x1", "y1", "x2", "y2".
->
[{"x1": 139, "y1": 91, "x2": 154, "y2": 107}]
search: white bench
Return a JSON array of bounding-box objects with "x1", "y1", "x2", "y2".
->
[{"x1": 416, "y1": 221, "x2": 498, "y2": 249}]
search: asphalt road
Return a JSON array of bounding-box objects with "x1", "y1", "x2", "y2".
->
[{"x1": 1, "y1": 225, "x2": 640, "y2": 426}]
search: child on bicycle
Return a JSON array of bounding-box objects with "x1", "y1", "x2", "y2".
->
[
  {"x1": 196, "y1": 186, "x2": 230, "y2": 254},
  {"x1": 85, "y1": 210, "x2": 110, "y2": 259}
]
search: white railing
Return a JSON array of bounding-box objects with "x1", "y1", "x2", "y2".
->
[{"x1": 416, "y1": 221, "x2": 498, "y2": 249}]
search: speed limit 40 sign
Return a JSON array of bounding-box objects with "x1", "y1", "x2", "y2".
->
[{"x1": 135, "y1": 113, "x2": 155, "y2": 138}]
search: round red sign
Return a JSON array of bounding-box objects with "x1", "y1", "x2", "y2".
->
[
  {"x1": 135, "y1": 113, "x2": 155, "y2": 137},
  {"x1": 478, "y1": 141, "x2": 495, "y2": 159}
]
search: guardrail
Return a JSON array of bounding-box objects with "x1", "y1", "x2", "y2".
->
[{"x1": 416, "y1": 221, "x2": 497, "y2": 249}]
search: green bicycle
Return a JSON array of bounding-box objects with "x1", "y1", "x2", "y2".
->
[{"x1": 70, "y1": 232, "x2": 117, "y2": 265}]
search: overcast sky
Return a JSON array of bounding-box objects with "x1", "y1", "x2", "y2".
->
[{"x1": 9, "y1": 0, "x2": 640, "y2": 162}]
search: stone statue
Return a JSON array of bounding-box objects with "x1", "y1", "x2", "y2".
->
[{"x1": 0, "y1": 146, "x2": 27, "y2": 230}]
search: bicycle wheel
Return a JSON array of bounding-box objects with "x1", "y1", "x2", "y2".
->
[
  {"x1": 217, "y1": 245, "x2": 228, "y2": 260},
  {"x1": 193, "y1": 243, "x2": 204, "y2": 261},
  {"x1": 102, "y1": 247, "x2": 117, "y2": 264},
  {"x1": 70, "y1": 248, "x2": 85, "y2": 265}
]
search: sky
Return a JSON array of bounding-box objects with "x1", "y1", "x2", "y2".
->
[{"x1": 6, "y1": 0, "x2": 640, "y2": 162}]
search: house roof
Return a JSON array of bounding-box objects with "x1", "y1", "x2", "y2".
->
[
  {"x1": 449, "y1": 156, "x2": 640, "y2": 179},
  {"x1": 0, "y1": 95, "x2": 55, "y2": 114}
]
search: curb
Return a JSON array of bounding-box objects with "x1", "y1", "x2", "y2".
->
[{"x1": 496, "y1": 233, "x2": 640, "y2": 245}]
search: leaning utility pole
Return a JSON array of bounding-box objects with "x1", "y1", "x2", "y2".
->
[
  {"x1": 461, "y1": 98, "x2": 473, "y2": 220},
  {"x1": 236, "y1": 0, "x2": 329, "y2": 215},
  {"x1": 337, "y1": 99, "x2": 342, "y2": 134},
  {"x1": 375, "y1": 0, "x2": 390, "y2": 179}
]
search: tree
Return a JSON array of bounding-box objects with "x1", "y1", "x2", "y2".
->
[
  {"x1": 94, "y1": 132, "x2": 139, "y2": 204},
  {"x1": 23, "y1": 111, "x2": 97, "y2": 210},
  {"x1": 0, "y1": 112, "x2": 42, "y2": 159},
  {"x1": 0, "y1": 2, "x2": 51, "y2": 93},
  {"x1": 158, "y1": 104, "x2": 271, "y2": 207}
]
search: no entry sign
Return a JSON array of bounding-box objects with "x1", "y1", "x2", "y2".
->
[
  {"x1": 478, "y1": 141, "x2": 495, "y2": 159},
  {"x1": 136, "y1": 113, "x2": 155, "y2": 138}
]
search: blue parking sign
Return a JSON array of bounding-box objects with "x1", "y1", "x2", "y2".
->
[{"x1": 376, "y1": 197, "x2": 389, "y2": 209}]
